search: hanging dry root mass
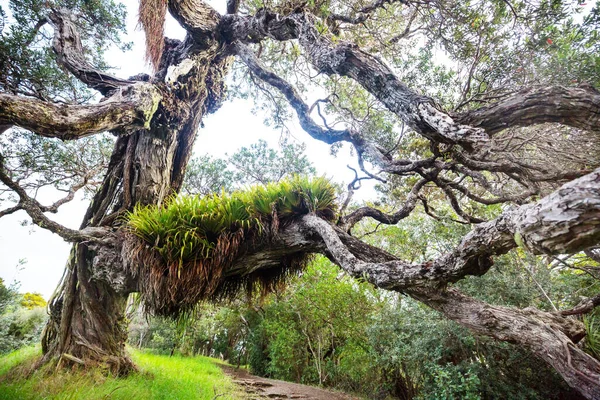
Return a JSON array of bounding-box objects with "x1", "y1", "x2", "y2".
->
[{"x1": 125, "y1": 176, "x2": 337, "y2": 316}]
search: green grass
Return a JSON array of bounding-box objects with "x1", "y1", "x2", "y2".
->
[{"x1": 0, "y1": 347, "x2": 242, "y2": 399}]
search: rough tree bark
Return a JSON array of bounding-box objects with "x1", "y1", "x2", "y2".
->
[
  {"x1": 34, "y1": 8, "x2": 231, "y2": 373},
  {"x1": 2, "y1": 1, "x2": 600, "y2": 398}
]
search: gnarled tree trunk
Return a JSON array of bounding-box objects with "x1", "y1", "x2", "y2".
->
[{"x1": 37, "y1": 10, "x2": 230, "y2": 369}]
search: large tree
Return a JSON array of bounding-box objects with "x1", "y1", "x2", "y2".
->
[{"x1": 1, "y1": 0, "x2": 600, "y2": 397}]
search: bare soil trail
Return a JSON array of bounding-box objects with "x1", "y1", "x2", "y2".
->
[{"x1": 219, "y1": 364, "x2": 360, "y2": 400}]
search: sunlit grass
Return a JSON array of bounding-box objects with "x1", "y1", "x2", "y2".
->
[{"x1": 0, "y1": 347, "x2": 242, "y2": 399}]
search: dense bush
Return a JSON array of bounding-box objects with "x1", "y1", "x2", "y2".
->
[{"x1": 0, "y1": 280, "x2": 48, "y2": 354}]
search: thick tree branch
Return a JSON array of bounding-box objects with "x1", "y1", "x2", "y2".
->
[
  {"x1": 48, "y1": 10, "x2": 132, "y2": 95},
  {"x1": 224, "y1": 11, "x2": 600, "y2": 153},
  {"x1": 0, "y1": 83, "x2": 161, "y2": 139},
  {"x1": 301, "y1": 167, "x2": 600, "y2": 289},
  {"x1": 456, "y1": 85, "x2": 600, "y2": 135},
  {"x1": 223, "y1": 12, "x2": 488, "y2": 150},
  {"x1": 408, "y1": 287, "x2": 600, "y2": 400},
  {"x1": 168, "y1": 0, "x2": 220, "y2": 44},
  {"x1": 295, "y1": 169, "x2": 600, "y2": 398}
]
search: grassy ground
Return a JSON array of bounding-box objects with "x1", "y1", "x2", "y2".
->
[{"x1": 0, "y1": 346, "x2": 243, "y2": 400}]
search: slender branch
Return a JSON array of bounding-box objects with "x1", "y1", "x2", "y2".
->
[
  {"x1": 0, "y1": 156, "x2": 107, "y2": 242},
  {"x1": 234, "y1": 42, "x2": 352, "y2": 145},
  {"x1": 329, "y1": 0, "x2": 407, "y2": 24},
  {"x1": 0, "y1": 204, "x2": 22, "y2": 218},
  {"x1": 341, "y1": 178, "x2": 429, "y2": 229}
]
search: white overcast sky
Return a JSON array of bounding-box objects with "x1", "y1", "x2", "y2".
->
[{"x1": 0, "y1": 0, "x2": 376, "y2": 298}]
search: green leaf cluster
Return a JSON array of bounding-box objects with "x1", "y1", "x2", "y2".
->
[{"x1": 127, "y1": 176, "x2": 337, "y2": 266}]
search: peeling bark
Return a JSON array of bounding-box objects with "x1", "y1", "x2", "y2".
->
[
  {"x1": 39, "y1": 8, "x2": 231, "y2": 373},
  {"x1": 48, "y1": 10, "x2": 132, "y2": 94}
]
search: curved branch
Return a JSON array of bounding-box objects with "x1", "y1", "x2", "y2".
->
[
  {"x1": 0, "y1": 83, "x2": 161, "y2": 139},
  {"x1": 408, "y1": 287, "x2": 600, "y2": 400},
  {"x1": 234, "y1": 41, "x2": 392, "y2": 170},
  {"x1": 341, "y1": 177, "x2": 429, "y2": 229},
  {"x1": 234, "y1": 42, "x2": 352, "y2": 145},
  {"x1": 561, "y1": 293, "x2": 600, "y2": 316},
  {"x1": 168, "y1": 0, "x2": 220, "y2": 44},
  {"x1": 0, "y1": 156, "x2": 108, "y2": 242},
  {"x1": 48, "y1": 10, "x2": 132, "y2": 95},
  {"x1": 456, "y1": 85, "x2": 600, "y2": 135},
  {"x1": 0, "y1": 204, "x2": 22, "y2": 218},
  {"x1": 226, "y1": 11, "x2": 600, "y2": 154},
  {"x1": 302, "y1": 167, "x2": 600, "y2": 289},
  {"x1": 224, "y1": 11, "x2": 488, "y2": 150}
]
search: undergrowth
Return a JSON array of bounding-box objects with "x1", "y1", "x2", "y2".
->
[{"x1": 0, "y1": 346, "x2": 241, "y2": 399}]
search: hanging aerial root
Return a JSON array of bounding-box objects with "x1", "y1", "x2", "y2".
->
[
  {"x1": 124, "y1": 231, "x2": 312, "y2": 316},
  {"x1": 138, "y1": 0, "x2": 167, "y2": 70}
]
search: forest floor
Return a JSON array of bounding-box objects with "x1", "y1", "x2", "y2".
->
[{"x1": 220, "y1": 364, "x2": 359, "y2": 400}]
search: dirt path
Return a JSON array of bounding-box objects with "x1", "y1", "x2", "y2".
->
[{"x1": 219, "y1": 364, "x2": 359, "y2": 400}]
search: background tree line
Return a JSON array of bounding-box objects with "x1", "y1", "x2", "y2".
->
[{"x1": 0, "y1": 266, "x2": 47, "y2": 355}]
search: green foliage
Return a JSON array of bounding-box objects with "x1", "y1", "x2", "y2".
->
[
  {"x1": 183, "y1": 155, "x2": 235, "y2": 196},
  {"x1": 0, "y1": 306, "x2": 47, "y2": 354},
  {"x1": 0, "y1": 278, "x2": 17, "y2": 314},
  {"x1": 128, "y1": 208, "x2": 595, "y2": 399},
  {"x1": 0, "y1": 347, "x2": 242, "y2": 399},
  {"x1": 584, "y1": 310, "x2": 600, "y2": 359},
  {"x1": 229, "y1": 139, "x2": 317, "y2": 186},
  {"x1": 0, "y1": 277, "x2": 47, "y2": 354},
  {"x1": 20, "y1": 292, "x2": 46, "y2": 310},
  {"x1": 0, "y1": 0, "x2": 128, "y2": 102},
  {"x1": 183, "y1": 139, "x2": 316, "y2": 195},
  {"x1": 128, "y1": 176, "x2": 336, "y2": 266}
]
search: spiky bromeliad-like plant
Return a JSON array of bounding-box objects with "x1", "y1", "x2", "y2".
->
[{"x1": 126, "y1": 176, "x2": 337, "y2": 316}]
